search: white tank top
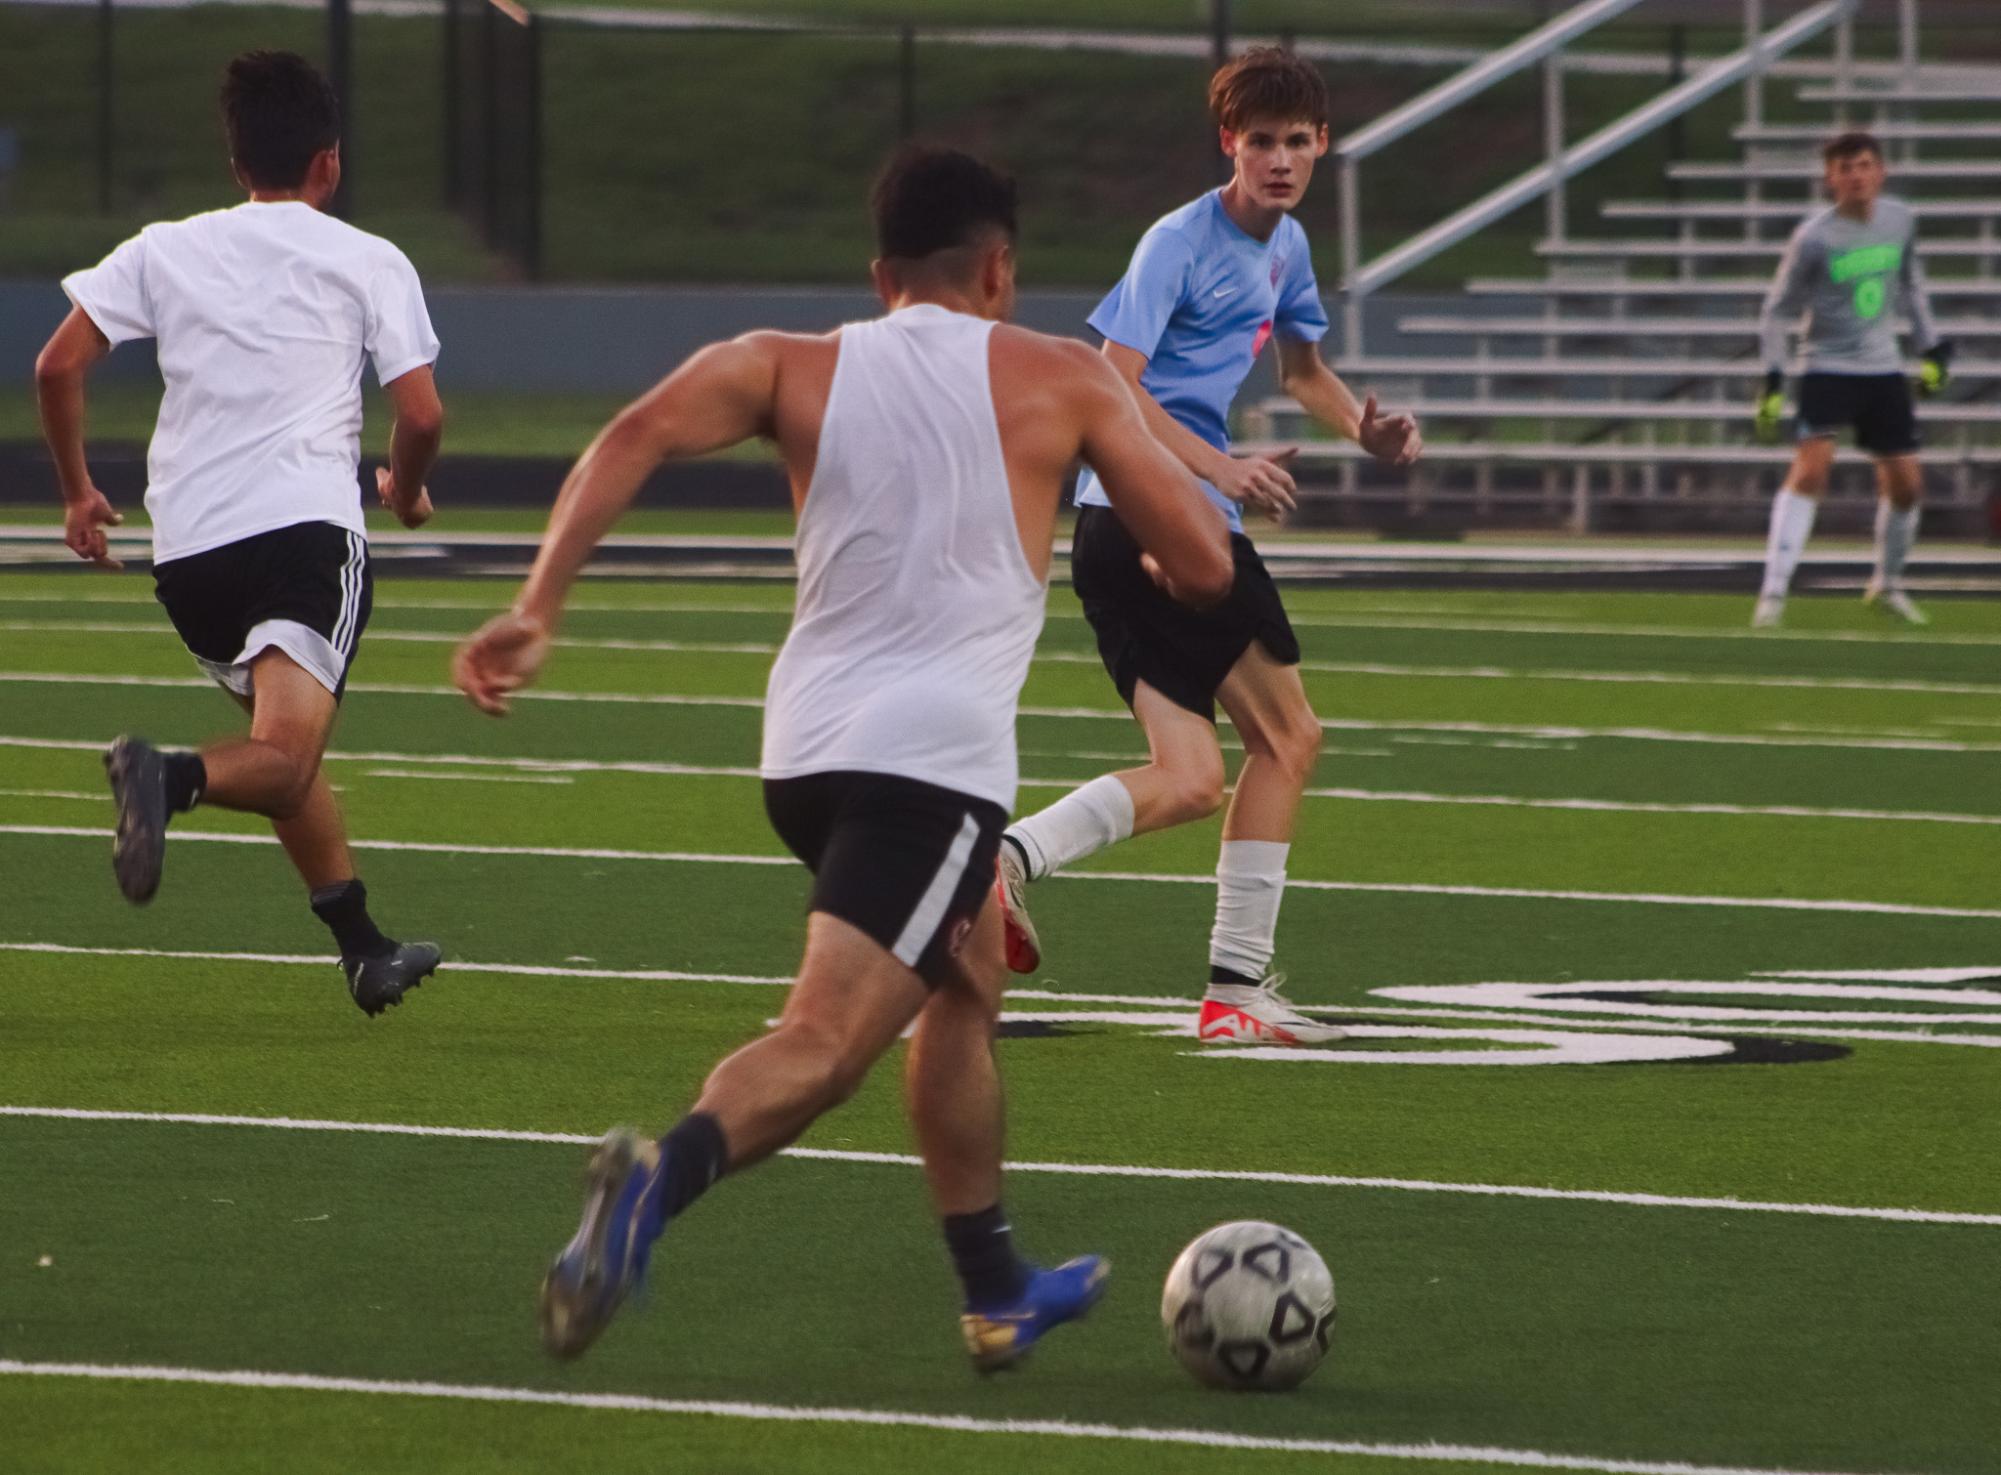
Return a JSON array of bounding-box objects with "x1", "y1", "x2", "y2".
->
[{"x1": 761, "y1": 304, "x2": 1047, "y2": 811}]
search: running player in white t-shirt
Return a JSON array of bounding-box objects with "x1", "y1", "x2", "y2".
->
[
  {"x1": 453, "y1": 148, "x2": 1233, "y2": 1371},
  {"x1": 35, "y1": 51, "x2": 445, "y2": 1016}
]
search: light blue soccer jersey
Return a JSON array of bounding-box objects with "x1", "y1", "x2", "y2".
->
[{"x1": 1074, "y1": 189, "x2": 1329, "y2": 532}]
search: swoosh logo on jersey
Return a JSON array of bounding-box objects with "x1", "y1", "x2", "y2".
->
[{"x1": 1213, "y1": 285, "x2": 1238, "y2": 299}]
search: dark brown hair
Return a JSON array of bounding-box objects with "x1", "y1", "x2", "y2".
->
[
  {"x1": 1824, "y1": 130, "x2": 1884, "y2": 165},
  {"x1": 222, "y1": 50, "x2": 339, "y2": 190},
  {"x1": 1209, "y1": 47, "x2": 1329, "y2": 132},
  {"x1": 871, "y1": 146, "x2": 1018, "y2": 261}
]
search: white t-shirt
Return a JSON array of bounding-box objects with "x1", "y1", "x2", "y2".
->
[{"x1": 62, "y1": 200, "x2": 440, "y2": 564}]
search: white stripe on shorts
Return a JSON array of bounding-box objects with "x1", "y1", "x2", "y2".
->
[
  {"x1": 333, "y1": 531, "x2": 365, "y2": 658},
  {"x1": 891, "y1": 812, "x2": 982, "y2": 968}
]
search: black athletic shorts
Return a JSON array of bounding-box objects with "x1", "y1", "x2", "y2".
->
[
  {"x1": 763, "y1": 770, "x2": 1006, "y2": 985},
  {"x1": 152, "y1": 520, "x2": 372, "y2": 702},
  {"x1": 1797, "y1": 372, "x2": 1921, "y2": 457},
  {"x1": 1070, "y1": 503, "x2": 1300, "y2": 723}
]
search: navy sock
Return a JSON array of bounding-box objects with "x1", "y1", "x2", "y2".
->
[
  {"x1": 1209, "y1": 965, "x2": 1259, "y2": 988},
  {"x1": 944, "y1": 1203, "x2": 1029, "y2": 1310},
  {"x1": 163, "y1": 752, "x2": 206, "y2": 814},
  {"x1": 310, "y1": 880, "x2": 393, "y2": 960},
  {"x1": 646, "y1": 1112, "x2": 728, "y2": 1239}
]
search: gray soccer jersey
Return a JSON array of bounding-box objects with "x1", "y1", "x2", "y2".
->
[{"x1": 1758, "y1": 197, "x2": 1941, "y2": 376}]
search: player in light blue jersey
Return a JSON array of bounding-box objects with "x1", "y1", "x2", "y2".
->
[{"x1": 992, "y1": 48, "x2": 1422, "y2": 1046}]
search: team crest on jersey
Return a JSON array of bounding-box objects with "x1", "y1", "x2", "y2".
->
[{"x1": 1270, "y1": 256, "x2": 1286, "y2": 288}]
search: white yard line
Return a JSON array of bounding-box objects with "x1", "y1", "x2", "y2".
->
[
  {"x1": 8, "y1": 943, "x2": 1993, "y2": 1051},
  {"x1": 3, "y1": 1103, "x2": 1995, "y2": 1228},
  {"x1": 6, "y1": 688, "x2": 2001, "y2": 760},
  {"x1": 0, "y1": 941, "x2": 790, "y2": 985},
  {"x1": 10, "y1": 623, "x2": 2001, "y2": 699},
  {"x1": 7, "y1": 824, "x2": 2001, "y2": 920},
  {"x1": 17, "y1": 597, "x2": 2001, "y2": 648},
  {"x1": 13, "y1": 742, "x2": 1991, "y2": 829},
  {"x1": 361, "y1": 769, "x2": 576, "y2": 786},
  {"x1": 0, "y1": 1361, "x2": 1914, "y2": 1475}
]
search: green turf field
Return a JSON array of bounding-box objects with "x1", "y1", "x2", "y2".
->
[{"x1": 2, "y1": 568, "x2": 1998, "y2": 1474}]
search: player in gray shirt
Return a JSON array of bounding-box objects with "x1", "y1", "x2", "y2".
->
[{"x1": 1752, "y1": 132, "x2": 1952, "y2": 627}]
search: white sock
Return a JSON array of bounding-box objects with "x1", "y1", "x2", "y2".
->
[
  {"x1": 1760, "y1": 487, "x2": 1819, "y2": 599},
  {"x1": 1004, "y1": 775, "x2": 1135, "y2": 880},
  {"x1": 1208, "y1": 840, "x2": 1290, "y2": 984},
  {"x1": 1874, "y1": 500, "x2": 1920, "y2": 591}
]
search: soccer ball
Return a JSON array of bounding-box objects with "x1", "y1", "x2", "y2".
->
[{"x1": 1161, "y1": 1220, "x2": 1336, "y2": 1391}]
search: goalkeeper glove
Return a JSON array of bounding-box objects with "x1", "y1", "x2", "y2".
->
[
  {"x1": 1754, "y1": 370, "x2": 1786, "y2": 443},
  {"x1": 1919, "y1": 340, "x2": 1955, "y2": 397}
]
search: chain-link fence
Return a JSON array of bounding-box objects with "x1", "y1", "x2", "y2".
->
[{"x1": 4, "y1": 0, "x2": 1997, "y2": 285}]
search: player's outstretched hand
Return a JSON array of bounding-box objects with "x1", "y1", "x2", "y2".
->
[
  {"x1": 62, "y1": 485, "x2": 124, "y2": 571},
  {"x1": 455, "y1": 611, "x2": 552, "y2": 717},
  {"x1": 376, "y1": 467, "x2": 435, "y2": 530},
  {"x1": 1357, "y1": 395, "x2": 1423, "y2": 469},
  {"x1": 1214, "y1": 448, "x2": 1298, "y2": 521}
]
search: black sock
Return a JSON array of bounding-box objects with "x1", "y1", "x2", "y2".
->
[
  {"x1": 1209, "y1": 964, "x2": 1259, "y2": 988},
  {"x1": 311, "y1": 880, "x2": 393, "y2": 960},
  {"x1": 944, "y1": 1203, "x2": 1029, "y2": 1310},
  {"x1": 163, "y1": 752, "x2": 207, "y2": 814},
  {"x1": 647, "y1": 1112, "x2": 728, "y2": 1236}
]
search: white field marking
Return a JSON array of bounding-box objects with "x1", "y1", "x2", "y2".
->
[
  {"x1": 989, "y1": 1011, "x2": 1737, "y2": 1067},
  {"x1": 12, "y1": 675, "x2": 2001, "y2": 760},
  {"x1": 14, "y1": 621, "x2": 2001, "y2": 700},
  {"x1": 1759, "y1": 967, "x2": 2001, "y2": 984},
  {"x1": 0, "y1": 788, "x2": 102, "y2": 802},
  {"x1": 29, "y1": 588, "x2": 2001, "y2": 651},
  {"x1": 11, "y1": 824, "x2": 2001, "y2": 921},
  {"x1": 0, "y1": 1364, "x2": 1917, "y2": 1475},
  {"x1": 0, "y1": 941, "x2": 791, "y2": 985},
  {"x1": 3, "y1": 735, "x2": 1998, "y2": 829},
  {"x1": 7, "y1": 942, "x2": 1993, "y2": 1051},
  {"x1": 11, "y1": 733, "x2": 1983, "y2": 829},
  {"x1": 1298, "y1": 786, "x2": 2001, "y2": 829},
  {"x1": 360, "y1": 768, "x2": 574, "y2": 786},
  {"x1": 1376, "y1": 979, "x2": 2001, "y2": 1027},
  {"x1": 6, "y1": 1104, "x2": 1999, "y2": 1229}
]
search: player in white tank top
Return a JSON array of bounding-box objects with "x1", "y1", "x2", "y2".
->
[
  {"x1": 455, "y1": 148, "x2": 1233, "y2": 1371},
  {"x1": 762, "y1": 302, "x2": 1046, "y2": 811}
]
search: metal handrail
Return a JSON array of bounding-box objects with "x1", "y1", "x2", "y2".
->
[
  {"x1": 1334, "y1": 0, "x2": 1651, "y2": 163},
  {"x1": 1337, "y1": 0, "x2": 1859, "y2": 354}
]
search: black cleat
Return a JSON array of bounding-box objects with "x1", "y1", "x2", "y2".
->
[
  {"x1": 343, "y1": 941, "x2": 441, "y2": 1017},
  {"x1": 104, "y1": 735, "x2": 168, "y2": 905}
]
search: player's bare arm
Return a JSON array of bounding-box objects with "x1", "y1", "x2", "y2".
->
[
  {"x1": 455, "y1": 333, "x2": 784, "y2": 713},
  {"x1": 33, "y1": 305, "x2": 124, "y2": 569},
  {"x1": 1069, "y1": 344, "x2": 1234, "y2": 606},
  {"x1": 1102, "y1": 340, "x2": 1298, "y2": 520},
  {"x1": 374, "y1": 365, "x2": 445, "y2": 530},
  {"x1": 1275, "y1": 337, "x2": 1422, "y2": 469}
]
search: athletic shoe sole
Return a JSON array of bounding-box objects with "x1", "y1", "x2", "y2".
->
[
  {"x1": 103, "y1": 735, "x2": 167, "y2": 905},
  {"x1": 540, "y1": 1128, "x2": 660, "y2": 1361}
]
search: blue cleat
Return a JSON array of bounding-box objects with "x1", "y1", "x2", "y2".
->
[
  {"x1": 960, "y1": 1255, "x2": 1111, "y2": 1373},
  {"x1": 539, "y1": 1127, "x2": 663, "y2": 1359}
]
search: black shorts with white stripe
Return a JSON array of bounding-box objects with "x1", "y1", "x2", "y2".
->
[
  {"x1": 763, "y1": 771, "x2": 1008, "y2": 986},
  {"x1": 152, "y1": 520, "x2": 372, "y2": 702}
]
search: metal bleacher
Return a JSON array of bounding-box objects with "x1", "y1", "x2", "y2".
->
[{"x1": 1277, "y1": 0, "x2": 2001, "y2": 531}]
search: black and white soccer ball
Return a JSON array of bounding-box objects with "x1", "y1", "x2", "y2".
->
[{"x1": 1161, "y1": 1220, "x2": 1336, "y2": 1391}]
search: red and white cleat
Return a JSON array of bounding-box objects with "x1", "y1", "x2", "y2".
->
[
  {"x1": 1197, "y1": 974, "x2": 1346, "y2": 1046},
  {"x1": 994, "y1": 845, "x2": 1041, "y2": 975}
]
